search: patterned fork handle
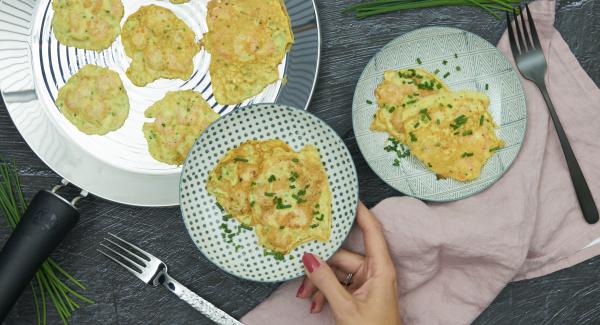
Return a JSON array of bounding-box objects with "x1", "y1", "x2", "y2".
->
[{"x1": 161, "y1": 272, "x2": 244, "y2": 325}]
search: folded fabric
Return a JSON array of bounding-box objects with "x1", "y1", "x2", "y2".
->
[{"x1": 242, "y1": 0, "x2": 600, "y2": 323}]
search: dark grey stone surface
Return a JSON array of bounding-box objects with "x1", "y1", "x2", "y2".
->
[{"x1": 1, "y1": 0, "x2": 598, "y2": 324}]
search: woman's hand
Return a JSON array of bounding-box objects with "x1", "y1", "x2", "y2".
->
[{"x1": 297, "y1": 201, "x2": 401, "y2": 325}]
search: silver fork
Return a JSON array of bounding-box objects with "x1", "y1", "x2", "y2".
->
[
  {"x1": 507, "y1": 5, "x2": 598, "y2": 224},
  {"x1": 98, "y1": 233, "x2": 243, "y2": 325}
]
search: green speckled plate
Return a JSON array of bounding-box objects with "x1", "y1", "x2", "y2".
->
[{"x1": 352, "y1": 27, "x2": 527, "y2": 202}]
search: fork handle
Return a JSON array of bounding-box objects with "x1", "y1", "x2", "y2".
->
[
  {"x1": 538, "y1": 83, "x2": 599, "y2": 224},
  {"x1": 161, "y1": 272, "x2": 244, "y2": 325}
]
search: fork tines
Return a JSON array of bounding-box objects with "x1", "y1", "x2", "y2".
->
[
  {"x1": 507, "y1": 4, "x2": 541, "y2": 56},
  {"x1": 98, "y1": 233, "x2": 152, "y2": 277}
]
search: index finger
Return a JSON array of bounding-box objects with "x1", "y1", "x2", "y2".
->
[{"x1": 356, "y1": 201, "x2": 393, "y2": 265}]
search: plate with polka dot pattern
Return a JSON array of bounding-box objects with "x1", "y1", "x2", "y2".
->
[{"x1": 179, "y1": 104, "x2": 359, "y2": 282}]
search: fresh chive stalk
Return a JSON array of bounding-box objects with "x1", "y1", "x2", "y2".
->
[
  {"x1": 0, "y1": 161, "x2": 94, "y2": 325},
  {"x1": 343, "y1": 0, "x2": 520, "y2": 19}
]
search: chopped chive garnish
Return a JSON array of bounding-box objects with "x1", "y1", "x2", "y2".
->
[
  {"x1": 450, "y1": 115, "x2": 468, "y2": 129},
  {"x1": 223, "y1": 214, "x2": 233, "y2": 221},
  {"x1": 235, "y1": 245, "x2": 242, "y2": 252},
  {"x1": 310, "y1": 224, "x2": 319, "y2": 228},
  {"x1": 250, "y1": 200, "x2": 255, "y2": 207},
  {"x1": 462, "y1": 130, "x2": 473, "y2": 136},
  {"x1": 366, "y1": 100, "x2": 373, "y2": 104},
  {"x1": 288, "y1": 171, "x2": 299, "y2": 182},
  {"x1": 264, "y1": 250, "x2": 285, "y2": 261},
  {"x1": 316, "y1": 214, "x2": 324, "y2": 221},
  {"x1": 264, "y1": 192, "x2": 275, "y2": 197},
  {"x1": 442, "y1": 60, "x2": 448, "y2": 65},
  {"x1": 461, "y1": 152, "x2": 474, "y2": 158},
  {"x1": 233, "y1": 157, "x2": 248, "y2": 162},
  {"x1": 447, "y1": 104, "x2": 453, "y2": 108},
  {"x1": 279, "y1": 225, "x2": 285, "y2": 230},
  {"x1": 436, "y1": 119, "x2": 440, "y2": 125},
  {"x1": 291, "y1": 191, "x2": 307, "y2": 204},
  {"x1": 454, "y1": 53, "x2": 458, "y2": 58},
  {"x1": 434, "y1": 69, "x2": 440, "y2": 74},
  {"x1": 216, "y1": 202, "x2": 224, "y2": 211},
  {"x1": 489, "y1": 146, "x2": 501, "y2": 152},
  {"x1": 268, "y1": 175, "x2": 277, "y2": 183},
  {"x1": 384, "y1": 137, "x2": 411, "y2": 161},
  {"x1": 406, "y1": 99, "x2": 417, "y2": 105},
  {"x1": 220, "y1": 223, "x2": 231, "y2": 233},
  {"x1": 416, "y1": 58, "x2": 422, "y2": 64},
  {"x1": 414, "y1": 122, "x2": 420, "y2": 128},
  {"x1": 239, "y1": 224, "x2": 253, "y2": 231},
  {"x1": 443, "y1": 72, "x2": 450, "y2": 79},
  {"x1": 400, "y1": 69, "x2": 417, "y2": 78},
  {"x1": 292, "y1": 157, "x2": 299, "y2": 163},
  {"x1": 456, "y1": 66, "x2": 461, "y2": 71},
  {"x1": 275, "y1": 197, "x2": 292, "y2": 209},
  {"x1": 419, "y1": 108, "x2": 431, "y2": 121},
  {"x1": 417, "y1": 79, "x2": 438, "y2": 90},
  {"x1": 485, "y1": 84, "x2": 489, "y2": 90},
  {"x1": 409, "y1": 132, "x2": 417, "y2": 142},
  {"x1": 480, "y1": 115, "x2": 484, "y2": 126}
]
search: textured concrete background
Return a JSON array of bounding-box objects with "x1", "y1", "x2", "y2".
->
[{"x1": 1, "y1": 0, "x2": 599, "y2": 324}]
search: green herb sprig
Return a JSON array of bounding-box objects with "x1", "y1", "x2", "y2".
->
[
  {"x1": 0, "y1": 161, "x2": 94, "y2": 325},
  {"x1": 343, "y1": 0, "x2": 520, "y2": 20}
]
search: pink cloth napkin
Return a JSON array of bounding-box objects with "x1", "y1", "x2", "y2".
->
[{"x1": 242, "y1": 0, "x2": 600, "y2": 324}]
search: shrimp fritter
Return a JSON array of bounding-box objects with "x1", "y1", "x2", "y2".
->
[
  {"x1": 206, "y1": 140, "x2": 332, "y2": 254},
  {"x1": 121, "y1": 5, "x2": 199, "y2": 86},
  {"x1": 203, "y1": 0, "x2": 294, "y2": 104},
  {"x1": 52, "y1": 0, "x2": 124, "y2": 51},
  {"x1": 55, "y1": 64, "x2": 129, "y2": 135},
  {"x1": 143, "y1": 90, "x2": 219, "y2": 165}
]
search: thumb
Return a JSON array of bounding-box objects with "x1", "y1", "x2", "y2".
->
[{"x1": 302, "y1": 252, "x2": 354, "y2": 312}]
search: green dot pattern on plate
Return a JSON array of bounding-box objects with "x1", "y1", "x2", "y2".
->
[
  {"x1": 352, "y1": 27, "x2": 527, "y2": 202},
  {"x1": 180, "y1": 104, "x2": 359, "y2": 282}
]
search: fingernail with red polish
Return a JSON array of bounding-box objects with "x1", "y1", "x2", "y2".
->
[
  {"x1": 310, "y1": 301, "x2": 316, "y2": 313},
  {"x1": 302, "y1": 253, "x2": 320, "y2": 273},
  {"x1": 296, "y1": 283, "x2": 304, "y2": 297}
]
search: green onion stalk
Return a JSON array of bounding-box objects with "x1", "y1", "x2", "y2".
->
[
  {"x1": 344, "y1": 0, "x2": 521, "y2": 19},
  {"x1": 0, "y1": 161, "x2": 94, "y2": 325}
]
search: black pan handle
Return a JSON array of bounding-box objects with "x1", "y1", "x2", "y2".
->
[{"x1": 0, "y1": 190, "x2": 80, "y2": 321}]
